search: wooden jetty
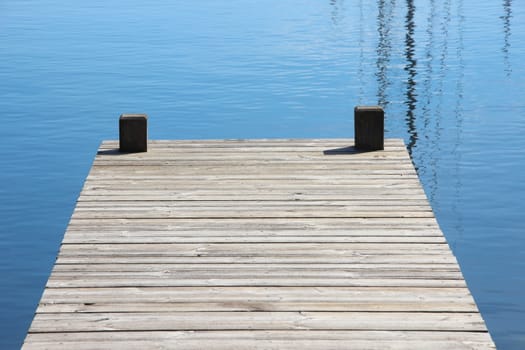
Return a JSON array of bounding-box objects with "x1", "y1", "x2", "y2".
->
[{"x1": 23, "y1": 137, "x2": 495, "y2": 349}]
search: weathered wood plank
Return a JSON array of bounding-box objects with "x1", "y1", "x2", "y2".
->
[
  {"x1": 89, "y1": 167, "x2": 418, "y2": 176},
  {"x1": 23, "y1": 330, "x2": 496, "y2": 350},
  {"x1": 86, "y1": 173, "x2": 420, "y2": 179},
  {"x1": 51, "y1": 263, "x2": 460, "y2": 272},
  {"x1": 49, "y1": 269, "x2": 463, "y2": 277},
  {"x1": 77, "y1": 192, "x2": 429, "y2": 201},
  {"x1": 40, "y1": 286, "x2": 473, "y2": 301},
  {"x1": 56, "y1": 242, "x2": 453, "y2": 254},
  {"x1": 77, "y1": 195, "x2": 429, "y2": 201},
  {"x1": 45, "y1": 278, "x2": 468, "y2": 288},
  {"x1": 95, "y1": 148, "x2": 411, "y2": 155},
  {"x1": 37, "y1": 301, "x2": 478, "y2": 313},
  {"x1": 38, "y1": 286, "x2": 476, "y2": 313},
  {"x1": 75, "y1": 200, "x2": 432, "y2": 207},
  {"x1": 73, "y1": 209, "x2": 434, "y2": 220},
  {"x1": 56, "y1": 255, "x2": 460, "y2": 265},
  {"x1": 65, "y1": 217, "x2": 441, "y2": 228},
  {"x1": 92, "y1": 160, "x2": 419, "y2": 167},
  {"x1": 48, "y1": 264, "x2": 462, "y2": 279},
  {"x1": 61, "y1": 235, "x2": 447, "y2": 244},
  {"x1": 82, "y1": 182, "x2": 425, "y2": 190},
  {"x1": 28, "y1": 311, "x2": 488, "y2": 333}
]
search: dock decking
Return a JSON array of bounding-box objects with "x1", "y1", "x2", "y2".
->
[{"x1": 23, "y1": 139, "x2": 495, "y2": 349}]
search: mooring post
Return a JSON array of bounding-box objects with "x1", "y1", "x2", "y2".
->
[
  {"x1": 354, "y1": 106, "x2": 384, "y2": 151},
  {"x1": 119, "y1": 114, "x2": 148, "y2": 152}
]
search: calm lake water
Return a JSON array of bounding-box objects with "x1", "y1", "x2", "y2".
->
[{"x1": 1, "y1": 0, "x2": 524, "y2": 348}]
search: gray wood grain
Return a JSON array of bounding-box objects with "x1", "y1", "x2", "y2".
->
[{"x1": 22, "y1": 139, "x2": 494, "y2": 349}]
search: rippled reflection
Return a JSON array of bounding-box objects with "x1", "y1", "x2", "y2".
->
[
  {"x1": 502, "y1": 0, "x2": 513, "y2": 76},
  {"x1": 403, "y1": 0, "x2": 417, "y2": 154},
  {"x1": 357, "y1": 0, "x2": 366, "y2": 103},
  {"x1": 329, "y1": 0, "x2": 344, "y2": 26},
  {"x1": 375, "y1": 0, "x2": 395, "y2": 108},
  {"x1": 449, "y1": 0, "x2": 466, "y2": 248}
]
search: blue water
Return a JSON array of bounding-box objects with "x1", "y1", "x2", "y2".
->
[{"x1": 1, "y1": 0, "x2": 524, "y2": 348}]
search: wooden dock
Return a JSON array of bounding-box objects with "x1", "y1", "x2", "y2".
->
[{"x1": 23, "y1": 139, "x2": 495, "y2": 349}]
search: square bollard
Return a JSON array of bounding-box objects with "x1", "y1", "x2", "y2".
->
[
  {"x1": 119, "y1": 114, "x2": 148, "y2": 153},
  {"x1": 354, "y1": 106, "x2": 384, "y2": 151}
]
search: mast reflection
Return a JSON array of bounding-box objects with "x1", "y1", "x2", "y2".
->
[
  {"x1": 375, "y1": 0, "x2": 396, "y2": 108},
  {"x1": 329, "y1": 0, "x2": 344, "y2": 27},
  {"x1": 502, "y1": 0, "x2": 513, "y2": 76},
  {"x1": 404, "y1": 0, "x2": 418, "y2": 154}
]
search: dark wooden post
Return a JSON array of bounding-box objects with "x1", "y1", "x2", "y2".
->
[
  {"x1": 119, "y1": 114, "x2": 148, "y2": 152},
  {"x1": 354, "y1": 106, "x2": 384, "y2": 151}
]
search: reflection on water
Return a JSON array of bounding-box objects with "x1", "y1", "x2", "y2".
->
[
  {"x1": 501, "y1": 0, "x2": 513, "y2": 76},
  {"x1": 357, "y1": 0, "x2": 366, "y2": 103},
  {"x1": 329, "y1": 0, "x2": 344, "y2": 27},
  {"x1": 375, "y1": 0, "x2": 395, "y2": 108},
  {"x1": 403, "y1": 0, "x2": 417, "y2": 154},
  {"x1": 1, "y1": 0, "x2": 524, "y2": 348}
]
